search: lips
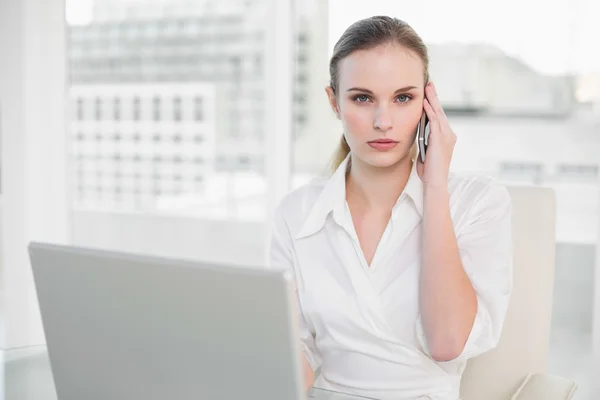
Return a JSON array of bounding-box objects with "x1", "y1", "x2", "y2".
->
[
  {"x1": 367, "y1": 139, "x2": 398, "y2": 150},
  {"x1": 369, "y1": 139, "x2": 397, "y2": 144}
]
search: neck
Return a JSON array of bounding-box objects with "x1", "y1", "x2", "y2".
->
[{"x1": 346, "y1": 154, "x2": 413, "y2": 212}]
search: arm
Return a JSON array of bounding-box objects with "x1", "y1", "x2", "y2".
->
[
  {"x1": 417, "y1": 82, "x2": 477, "y2": 361},
  {"x1": 418, "y1": 182, "x2": 513, "y2": 363},
  {"x1": 417, "y1": 82, "x2": 512, "y2": 362},
  {"x1": 302, "y1": 354, "x2": 315, "y2": 391},
  {"x1": 420, "y1": 186, "x2": 477, "y2": 362}
]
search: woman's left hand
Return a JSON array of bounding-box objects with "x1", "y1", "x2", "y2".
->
[{"x1": 416, "y1": 82, "x2": 457, "y2": 189}]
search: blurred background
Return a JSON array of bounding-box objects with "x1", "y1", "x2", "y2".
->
[{"x1": 1, "y1": 0, "x2": 599, "y2": 398}]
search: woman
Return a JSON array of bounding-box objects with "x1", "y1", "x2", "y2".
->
[{"x1": 270, "y1": 16, "x2": 513, "y2": 400}]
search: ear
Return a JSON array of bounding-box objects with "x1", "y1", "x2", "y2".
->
[{"x1": 325, "y1": 86, "x2": 341, "y2": 120}]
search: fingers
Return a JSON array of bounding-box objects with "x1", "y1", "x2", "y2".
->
[
  {"x1": 426, "y1": 82, "x2": 455, "y2": 135},
  {"x1": 422, "y1": 98, "x2": 439, "y2": 132},
  {"x1": 425, "y1": 82, "x2": 447, "y2": 120},
  {"x1": 423, "y1": 88, "x2": 457, "y2": 146}
]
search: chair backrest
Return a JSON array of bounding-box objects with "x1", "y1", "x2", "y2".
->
[{"x1": 460, "y1": 186, "x2": 557, "y2": 400}]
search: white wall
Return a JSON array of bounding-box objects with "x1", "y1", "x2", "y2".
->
[{"x1": 0, "y1": 0, "x2": 70, "y2": 348}]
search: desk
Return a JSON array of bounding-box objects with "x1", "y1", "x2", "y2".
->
[{"x1": 1, "y1": 346, "x2": 374, "y2": 400}]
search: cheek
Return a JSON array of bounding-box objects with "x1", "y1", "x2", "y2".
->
[
  {"x1": 399, "y1": 103, "x2": 423, "y2": 132},
  {"x1": 341, "y1": 105, "x2": 372, "y2": 135}
]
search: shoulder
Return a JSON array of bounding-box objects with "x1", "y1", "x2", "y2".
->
[
  {"x1": 448, "y1": 172, "x2": 512, "y2": 215},
  {"x1": 273, "y1": 177, "x2": 328, "y2": 234}
]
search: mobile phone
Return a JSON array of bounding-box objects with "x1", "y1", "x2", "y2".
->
[{"x1": 417, "y1": 111, "x2": 430, "y2": 163}]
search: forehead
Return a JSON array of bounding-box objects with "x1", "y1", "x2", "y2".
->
[{"x1": 337, "y1": 43, "x2": 425, "y2": 91}]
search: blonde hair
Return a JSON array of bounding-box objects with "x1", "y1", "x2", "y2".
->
[{"x1": 328, "y1": 16, "x2": 429, "y2": 172}]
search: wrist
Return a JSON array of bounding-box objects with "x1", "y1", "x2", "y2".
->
[{"x1": 423, "y1": 183, "x2": 449, "y2": 196}]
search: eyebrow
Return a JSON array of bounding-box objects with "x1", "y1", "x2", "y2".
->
[{"x1": 346, "y1": 86, "x2": 418, "y2": 94}]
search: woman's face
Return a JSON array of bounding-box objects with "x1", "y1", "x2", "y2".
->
[{"x1": 327, "y1": 43, "x2": 426, "y2": 169}]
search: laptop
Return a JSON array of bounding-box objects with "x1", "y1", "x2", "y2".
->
[{"x1": 28, "y1": 242, "x2": 305, "y2": 400}]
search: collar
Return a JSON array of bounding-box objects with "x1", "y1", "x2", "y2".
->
[
  {"x1": 295, "y1": 154, "x2": 350, "y2": 240},
  {"x1": 295, "y1": 154, "x2": 424, "y2": 240},
  {"x1": 399, "y1": 157, "x2": 424, "y2": 218}
]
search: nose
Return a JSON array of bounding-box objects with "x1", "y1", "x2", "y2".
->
[{"x1": 373, "y1": 104, "x2": 392, "y2": 131}]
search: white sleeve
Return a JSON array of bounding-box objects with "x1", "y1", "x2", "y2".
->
[
  {"x1": 269, "y1": 205, "x2": 323, "y2": 371},
  {"x1": 417, "y1": 182, "x2": 514, "y2": 363}
]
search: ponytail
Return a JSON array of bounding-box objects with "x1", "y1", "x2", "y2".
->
[
  {"x1": 410, "y1": 141, "x2": 418, "y2": 161},
  {"x1": 330, "y1": 135, "x2": 351, "y2": 173}
]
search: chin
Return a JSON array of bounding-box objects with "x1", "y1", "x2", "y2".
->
[{"x1": 357, "y1": 151, "x2": 408, "y2": 169}]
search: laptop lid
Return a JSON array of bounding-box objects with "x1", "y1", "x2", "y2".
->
[{"x1": 28, "y1": 242, "x2": 304, "y2": 400}]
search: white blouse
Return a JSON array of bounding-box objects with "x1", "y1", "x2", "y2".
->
[{"x1": 269, "y1": 154, "x2": 513, "y2": 400}]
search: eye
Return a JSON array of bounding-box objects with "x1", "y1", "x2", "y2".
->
[
  {"x1": 396, "y1": 94, "x2": 412, "y2": 103},
  {"x1": 353, "y1": 94, "x2": 371, "y2": 103}
]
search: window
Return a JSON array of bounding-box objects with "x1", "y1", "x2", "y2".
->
[
  {"x1": 133, "y1": 97, "x2": 141, "y2": 121},
  {"x1": 556, "y1": 164, "x2": 599, "y2": 180},
  {"x1": 216, "y1": 155, "x2": 227, "y2": 169},
  {"x1": 95, "y1": 97, "x2": 102, "y2": 120},
  {"x1": 194, "y1": 96, "x2": 203, "y2": 121},
  {"x1": 295, "y1": 92, "x2": 306, "y2": 104},
  {"x1": 153, "y1": 96, "x2": 161, "y2": 121},
  {"x1": 254, "y1": 54, "x2": 262, "y2": 72},
  {"x1": 173, "y1": 96, "x2": 182, "y2": 121},
  {"x1": 499, "y1": 162, "x2": 544, "y2": 176},
  {"x1": 499, "y1": 162, "x2": 545, "y2": 184},
  {"x1": 238, "y1": 155, "x2": 250, "y2": 167},
  {"x1": 76, "y1": 97, "x2": 84, "y2": 120},
  {"x1": 113, "y1": 97, "x2": 121, "y2": 120},
  {"x1": 296, "y1": 73, "x2": 307, "y2": 83}
]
